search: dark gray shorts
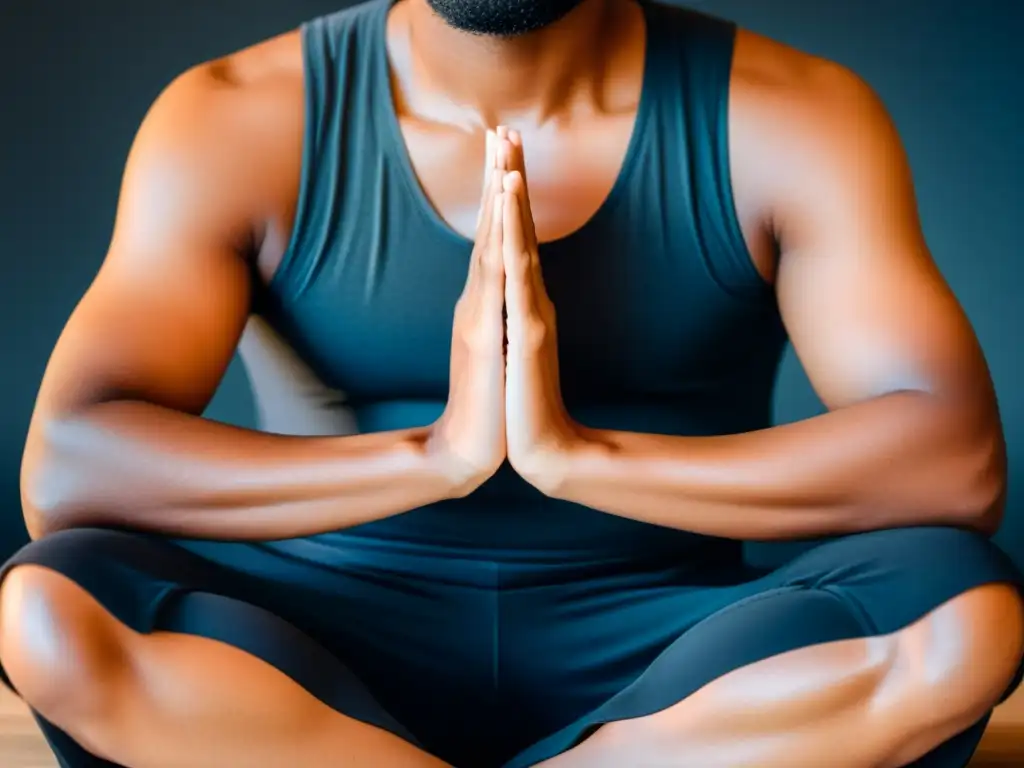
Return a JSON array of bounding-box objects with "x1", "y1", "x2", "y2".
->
[{"x1": 2, "y1": 525, "x2": 1021, "y2": 767}]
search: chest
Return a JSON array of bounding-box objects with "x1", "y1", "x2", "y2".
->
[
  {"x1": 400, "y1": 114, "x2": 640, "y2": 246},
  {"x1": 255, "y1": 87, "x2": 780, "y2": 407},
  {"x1": 260, "y1": 211, "x2": 776, "y2": 415}
]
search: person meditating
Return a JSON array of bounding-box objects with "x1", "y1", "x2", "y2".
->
[{"x1": 1, "y1": 0, "x2": 1021, "y2": 765}]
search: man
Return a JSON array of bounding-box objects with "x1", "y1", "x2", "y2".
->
[{"x1": 0, "y1": 0, "x2": 1021, "y2": 765}]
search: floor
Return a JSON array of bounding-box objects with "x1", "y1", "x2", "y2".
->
[
  {"x1": 0, "y1": 689, "x2": 53, "y2": 768},
  {"x1": 1, "y1": 687, "x2": 1022, "y2": 767}
]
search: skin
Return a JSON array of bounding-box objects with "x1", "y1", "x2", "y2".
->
[{"x1": 0, "y1": 0, "x2": 1020, "y2": 765}]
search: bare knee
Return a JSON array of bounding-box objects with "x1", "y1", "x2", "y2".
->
[
  {"x1": 0, "y1": 564, "x2": 131, "y2": 726},
  {"x1": 901, "y1": 583, "x2": 1023, "y2": 713},
  {"x1": 876, "y1": 582, "x2": 1024, "y2": 764}
]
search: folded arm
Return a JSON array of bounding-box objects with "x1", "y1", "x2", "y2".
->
[
  {"x1": 551, "y1": 58, "x2": 1005, "y2": 539},
  {"x1": 21, "y1": 58, "x2": 462, "y2": 542}
]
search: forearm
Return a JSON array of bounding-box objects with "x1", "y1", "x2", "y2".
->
[
  {"x1": 21, "y1": 400, "x2": 462, "y2": 540},
  {"x1": 554, "y1": 391, "x2": 1005, "y2": 540}
]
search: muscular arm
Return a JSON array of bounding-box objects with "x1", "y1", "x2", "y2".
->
[
  {"x1": 21, "y1": 62, "x2": 461, "y2": 541},
  {"x1": 551, "y1": 55, "x2": 1006, "y2": 539}
]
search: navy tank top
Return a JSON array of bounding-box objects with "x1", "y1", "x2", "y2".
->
[{"x1": 190, "y1": 0, "x2": 788, "y2": 576}]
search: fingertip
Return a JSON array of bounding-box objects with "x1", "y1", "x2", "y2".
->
[
  {"x1": 497, "y1": 125, "x2": 509, "y2": 139},
  {"x1": 508, "y1": 128, "x2": 521, "y2": 146}
]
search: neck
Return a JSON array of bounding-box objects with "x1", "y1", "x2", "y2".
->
[{"x1": 391, "y1": 0, "x2": 623, "y2": 126}]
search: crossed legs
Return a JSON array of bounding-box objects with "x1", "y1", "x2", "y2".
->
[
  {"x1": 0, "y1": 547, "x2": 1021, "y2": 767},
  {"x1": 0, "y1": 565, "x2": 449, "y2": 768},
  {"x1": 543, "y1": 582, "x2": 1024, "y2": 768}
]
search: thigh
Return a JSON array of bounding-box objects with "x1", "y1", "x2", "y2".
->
[
  {"x1": 0, "y1": 525, "x2": 233, "y2": 692},
  {"x1": 0, "y1": 530, "x2": 417, "y2": 743},
  {"x1": 0, "y1": 528, "x2": 506, "y2": 767},
  {"x1": 769, "y1": 527, "x2": 1024, "y2": 649},
  {"x1": 503, "y1": 527, "x2": 1024, "y2": 768}
]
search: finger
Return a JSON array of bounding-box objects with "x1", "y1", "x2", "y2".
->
[
  {"x1": 484, "y1": 140, "x2": 510, "y2": 243},
  {"x1": 502, "y1": 186, "x2": 534, "y2": 317},
  {"x1": 503, "y1": 172, "x2": 548, "y2": 300},
  {"x1": 502, "y1": 172, "x2": 533, "y2": 259},
  {"x1": 506, "y1": 129, "x2": 527, "y2": 186},
  {"x1": 489, "y1": 190, "x2": 505, "y2": 267},
  {"x1": 475, "y1": 130, "x2": 497, "y2": 229},
  {"x1": 475, "y1": 164, "x2": 503, "y2": 246},
  {"x1": 505, "y1": 131, "x2": 529, "y2": 202},
  {"x1": 485, "y1": 129, "x2": 497, "y2": 175},
  {"x1": 480, "y1": 191, "x2": 505, "y2": 310},
  {"x1": 479, "y1": 174, "x2": 503, "y2": 266},
  {"x1": 505, "y1": 131, "x2": 538, "y2": 251},
  {"x1": 485, "y1": 130, "x2": 497, "y2": 183},
  {"x1": 496, "y1": 136, "x2": 510, "y2": 172},
  {"x1": 502, "y1": 179, "x2": 526, "y2": 257},
  {"x1": 499, "y1": 134, "x2": 526, "y2": 192}
]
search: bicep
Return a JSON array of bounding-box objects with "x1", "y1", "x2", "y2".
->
[
  {"x1": 34, "y1": 71, "x2": 254, "y2": 422},
  {"x1": 772, "y1": 67, "x2": 994, "y2": 412}
]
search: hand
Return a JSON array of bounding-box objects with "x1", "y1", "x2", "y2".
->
[
  {"x1": 429, "y1": 131, "x2": 509, "y2": 494},
  {"x1": 499, "y1": 130, "x2": 585, "y2": 494}
]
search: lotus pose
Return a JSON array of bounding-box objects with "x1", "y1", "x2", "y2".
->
[{"x1": 1, "y1": 0, "x2": 1021, "y2": 766}]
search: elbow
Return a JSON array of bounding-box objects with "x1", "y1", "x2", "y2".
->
[
  {"x1": 20, "y1": 458, "x2": 76, "y2": 542},
  {"x1": 963, "y1": 471, "x2": 1006, "y2": 538},
  {"x1": 20, "y1": 495, "x2": 55, "y2": 542},
  {"x1": 20, "y1": 465, "x2": 66, "y2": 541},
  {"x1": 20, "y1": 419, "x2": 89, "y2": 540},
  {"x1": 950, "y1": 426, "x2": 1007, "y2": 537}
]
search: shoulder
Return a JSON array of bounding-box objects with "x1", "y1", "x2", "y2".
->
[
  {"x1": 144, "y1": 30, "x2": 305, "y2": 175},
  {"x1": 727, "y1": 29, "x2": 905, "y2": 230},
  {"x1": 729, "y1": 28, "x2": 892, "y2": 145},
  {"x1": 116, "y1": 31, "x2": 307, "y2": 246}
]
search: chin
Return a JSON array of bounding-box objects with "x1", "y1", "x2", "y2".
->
[{"x1": 424, "y1": 0, "x2": 587, "y2": 36}]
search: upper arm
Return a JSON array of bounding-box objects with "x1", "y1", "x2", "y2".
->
[
  {"x1": 752, "y1": 59, "x2": 998, "y2": 426},
  {"x1": 30, "y1": 66, "x2": 259, "y2": 425}
]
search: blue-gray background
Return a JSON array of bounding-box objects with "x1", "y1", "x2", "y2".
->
[{"x1": 1, "y1": 0, "x2": 1021, "y2": 564}]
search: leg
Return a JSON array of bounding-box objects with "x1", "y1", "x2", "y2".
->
[
  {"x1": 544, "y1": 582, "x2": 1024, "y2": 767},
  {"x1": 0, "y1": 564, "x2": 449, "y2": 768}
]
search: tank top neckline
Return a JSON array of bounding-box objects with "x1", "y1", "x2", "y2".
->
[{"x1": 371, "y1": 0, "x2": 658, "y2": 252}]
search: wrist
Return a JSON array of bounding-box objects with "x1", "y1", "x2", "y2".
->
[
  {"x1": 517, "y1": 424, "x2": 604, "y2": 498},
  {"x1": 422, "y1": 422, "x2": 496, "y2": 498}
]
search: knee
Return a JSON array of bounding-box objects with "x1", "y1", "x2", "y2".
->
[
  {"x1": 877, "y1": 527, "x2": 1024, "y2": 699},
  {"x1": 929, "y1": 582, "x2": 1024, "y2": 708},
  {"x1": 867, "y1": 583, "x2": 1023, "y2": 765},
  {"x1": 0, "y1": 564, "x2": 129, "y2": 724},
  {"x1": 878, "y1": 583, "x2": 1024, "y2": 759}
]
